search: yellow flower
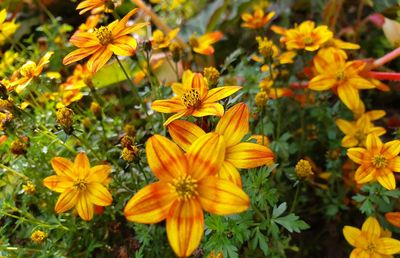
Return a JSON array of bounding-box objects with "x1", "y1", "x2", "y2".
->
[
  {"x1": 31, "y1": 230, "x2": 47, "y2": 244},
  {"x1": 167, "y1": 103, "x2": 274, "y2": 186},
  {"x1": 336, "y1": 115, "x2": 386, "y2": 148},
  {"x1": 43, "y1": 152, "x2": 113, "y2": 221},
  {"x1": 309, "y1": 48, "x2": 376, "y2": 111},
  {"x1": 295, "y1": 159, "x2": 314, "y2": 178},
  {"x1": 258, "y1": 77, "x2": 292, "y2": 99},
  {"x1": 10, "y1": 52, "x2": 53, "y2": 93},
  {"x1": 152, "y1": 28, "x2": 180, "y2": 49},
  {"x1": 63, "y1": 9, "x2": 147, "y2": 74},
  {"x1": 285, "y1": 21, "x2": 333, "y2": 51},
  {"x1": 241, "y1": 8, "x2": 275, "y2": 29},
  {"x1": 124, "y1": 133, "x2": 249, "y2": 257},
  {"x1": 0, "y1": 50, "x2": 18, "y2": 76},
  {"x1": 255, "y1": 91, "x2": 268, "y2": 107},
  {"x1": 343, "y1": 217, "x2": 400, "y2": 257},
  {"x1": 0, "y1": 9, "x2": 19, "y2": 46},
  {"x1": 347, "y1": 134, "x2": 400, "y2": 190},
  {"x1": 76, "y1": 0, "x2": 115, "y2": 15},
  {"x1": 189, "y1": 31, "x2": 223, "y2": 55},
  {"x1": 22, "y1": 181, "x2": 36, "y2": 194},
  {"x1": 151, "y1": 70, "x2": 241, "y2": 125}
]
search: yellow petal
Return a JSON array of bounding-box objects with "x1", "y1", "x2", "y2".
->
[
  {"x1": 87, "y1": 182, "x2": 112, "y2": 206},
  {"x1": 226, "y1": 142, "x2": 274, "y2": 169},
  {"x1": 86, "y1": 47, "x2": 113, "y2": 74},
  {"x1": 347, "y1": 148, "x2": 366, "y2": 164},
  {"x1": 354, "y1": 166, "x2": 374, "y2": 184},
  {"x1": 163, "y1": 110, "x2": 191, "y2": 126},
  {"x1": 51, "y1": 157, "x2": 76, "y2": 178},
  {"x1": 348, "y1": 77, "x2": 376, "y2": 89},
  {"x1": 220, "y1": 161, "x2": 242, "y2": 187},
  {"x1": 76, "y1": 192, "x2": 94, "y2": 221},
  {"x1": 43, "y1": 175, "x2": 73, "y2": 193},
  {"x1": 74, "y1": 152, "x2": 90, "y2": 178},
  {"x1": 187, "y1": 133, "x2": 225, "y2": 180},
  {"x1": 124, "y1": 182, "x2": 176, "y2": 223},
  {"x1": 69, "y1": 32, "x2": 99, "y2": 48},
  {"x1": 309, "y1": 75, "x2": 336, "y2": 91},
  {"x1": 342, "y1": 136, "x2": 359, "y2": 148},
  {"x1": 55, "y1": 187, "x2": 79, "y2": 214},
  {"x1": 191, "y1": 102, "x2": 224, "y2": 117},
  {"x1": 389, "y1": 157, "x2": 400, "y2": 172},
  {"x1": 376, "y1": 169, "x2": 396, "y2": 190},
  {"x1": 375, "y1": 238, "x2": 400, "y2": 254},
  {"x1": 215, "y1": 103, "x2": 249, "y2": 147},
  {"x1": 62, "y1": 47, "x2": 100, "y2": 65},
  {"x1": 361, "y1": 217, "x2": 381, "y2": 237},
  {"x1": 151, "y1": 97, "x2": 185, "y2": 113},
  {"x1": 383, "y1": 140, "x2": 400, "y2": 158},
  {"x1": 112, "y1": 8, "x2": 139, "y2": 36},
  {"x1": 365, "y1": 134, "x2": 383, "y2": 151},
  {"x1": 203, "y1": 86, "x2": 242, "y2": 103},
  {"x1": 109, "y1": 38, "x2": 136, "y2": 56},
  {"x1": 87, "y1": 165, "x2": 111, "y2": 183},
  {"x1": 166, "y1": 199, "x2": 204, "y2": 258},
  {"x1": 343, "y1": 226, "x2": 361, "y2": 247},
  {"x1": 146, "y1": 135, "x2": 188, "y2": 181},
  {"x1": 337, "y1": 85, "x2": 360, "y2": 111},
  {"x1": 336, "y1": 119, "x2": 355, "y2": 135},
  {"x1": 167, "y1": 120, "x2": 206, "y2": 152},
  {"x1": 197, "y1": 176, "x2": 249, "y2": 215},
  {"x1": 192, "y1": 73, "x2": 208, "y2": 100}
]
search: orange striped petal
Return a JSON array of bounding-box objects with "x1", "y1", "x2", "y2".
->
[
  {"x1": 87, "y1": 182, "x2": 112, "y2": 206},
  {"x1": 347, "y1": 148, "x2": 366, "y2": 164},
  {"x1": 168, "y1": 120, "x2": 205, "y2": 152},
  {"x1": 342, "y1": 226, "x2": 361, "y2": 247},
  {"x1": 342, "y1": 136, "x2": 358, "y2": 148},
  {"x1": 192, "y1": 73, "x2": 208, "y2": 100},
  {"x1": 191, "y1": 103, "x2": 224, "y2": 117},
  {"x1": 63, "y1": 46, "x2": 100, "y2": 65},
  {"x1": 76, "y1": 192, "x2": 94, "y2": 221},
  {"x1": 361, "y1": 217, "x2": 381, "y2": 237},
  {"x1": 163, "y1": 110, "x2": 191, "y2": 126},
  {"x1": 383, "y1": 140, "x2": 400, "y2": 158},
  {"x1": 193, "y1": 46, "x2": 214, "y2": 55},
  {"x1": 309, "y1": 75, "x2": 336, "y2": 91},
  {"x1": 355, "y1": 166, "x2": 374, "y2": 184},
  {"x1": 166, "y1": 199, "x2": 204, "y2": 258},
  {"x1": 86, "y1": 47, "x2": 113, "y2": 74},
  {"x1": 112, "y1": 8, "x2": 138, "y2": 36},
  {"x1": 375, "y1": 238, "x2": 400, "y2": 255},
  {"x1": 220, "y1": 161, "x2": 242, "y2": 187},
  {"x1": 55, "y1": 187, "x2": 79, "y2": 214},
  {"x1": 187, "y1": 133, "x2": 225, "y2": 180},
  {"x1": 43, "y1": 175, "x2": 73, "y2": 193},
  {"x1": 385, "y1": 212, "x2": 400, "y2": 228},
  {"x1": 336, "y1": 119, "x2": 355, "y2": 135},
  {"x1": 215, "y1": 103, "x2": 249, "y2": 147},
  {"x1": 151, "y1": 97, "x2": 185, "y2": 113},
  {"x1": 87, "y1": 165, "x2": 111, "y2": 183},
  {"x1": 226, "y1": 142, "x2": 274, "y2": 169},
  {"x1": 70, "y1": 32, "x2": 98, "y2": 47},
  {"x1": 197, "y1": 176, "x2": 250, "y2": 215},
  {"x1": 118, "y1": 22, "x2": 148, "y2": 36},
  {"x1": 204, "y1": 86, "x2": 242, "y2": 103},
  {"x1": 51, "y1": 157, "x2": 76, "y2": 178},
  {"x1": 109, "y1": 36, "x2": 137, "y2": 56},
  {"x1": 365, "y1": 134, "x2": 383, "y2": 151},
  {"x1": 200, "y1": 31, "x2": 223, "y2": 45},
  {"x1": 337, "y1": 85, "x2": 360, "y2": 111},
  {"x1": 74, "y1": 152, "x2": 90, "y2": 178},
  {"x1": 348, "y1": 77, "x2": 375, "y2": 90},
  {"x1": 146, "y1": 135, "x2": 188, "y2": 181},
  {"x1": 377, "y1": 169, "x2": 396, "y2": 190},
  {"x1": 389, "y1": 157, "x2": 400, "y2": 172},
  {"x1": 124, "y1": 182, "x2": 176, "y2": 223}
]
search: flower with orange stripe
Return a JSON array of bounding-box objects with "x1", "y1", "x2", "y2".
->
[
  {"x1": 188, "y1": 31, "x2": 223, "y2": 55},
  {"x1": 168, "y1": 103, "x2": 274, "y2": 186},
  {"x1": 241, "y1": 8, "x2": 275, "y2": 29},
  {"x1": 63, "y1": 9, "x2": 146, "y2": 74},
  {"x1": 347, "y1": 134, "x2": 400, "y2": 190},
  {"x1": 124, "y1": 133, "x2": 249, "y2": 257},
  {"x1": 76, "y1": 0, "x2": 114, "y2": 15},
  {"x1": 285, "y1": 21, "x2": 332, "y2": 51},
  {"x1": 43, "y1": 152, "x2": 112, "y2": 221},
  {"x1": 151, "y1": 70, "x2": 241, "y2": 125}
]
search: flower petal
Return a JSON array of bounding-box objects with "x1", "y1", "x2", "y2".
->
[
  {"x1": 385, "y1": 212, "x2": 400, "y2": 228},
  {"x1": 124, "y1": 182, "x2": 176, "y2": 223},
  {"x1": 343, "y1": 226, "x2": 361, "y2": 247},
  {"x1": 87, "y1": 165, "x2": 111, "y2": 184},
  {"x1": 308, "y1": 75, "x2": 336, "y2": 91},
  {"x1": 63, "y1": 47, "x2": 100, "y2": 65},
  {"x1": 191, "y1": 102, "x2": 224, "y2": 117},
  {"x1": 219, "y1": 161, "x2": 242, "y2": 187},
  {"x1": 163, "y1": 110, "x2": 191, "y2": 126},
  {"x1": 87, "y1": 182, "x2": 112, "y2": 206},
  {"x1": 347, "y1": 148, "x2": 366, "y2": 164},
  {"x1": 375, "y1": 238, "x2": 400, "y2": 255},
  {"x1": 215, "y1": 103, "x2": 249, "y2": 147},
  {"x1": 336, "y1": 119, "x2": 355, "y2": 135},
  {"x1": 389, "y1": 157, "x2": 400, "y2": 172},
  {"x1": 383, "y1": 140, "x2": 400, "y2": 158},
  {"x1": 166, "y1": 199, "x2": 204, "y2": 258},
  {"x1": 187, "y1": 133, "x2": 225, "y2": 180},
  {"x1": 146, "y1": 135, "x2": 188, "y2": 181},
  {"x1": 203, "y1": 86, "x2": 242, "y2": 103},
  {"x1": 354, "y1": 166, "x2": 374, "y2": 184},
  {"x1": 337, "y1": 85, "x2": 360, "y2": 111},
  {"x1": 361, "y1": 217, "x2": 381, "y2": 237},
  {"x1": 342, "y1": 136, "x2": 359, "y2": 148},
  {"x1": 348, "y1": 77, "x2": 376, "y2": 89},
  {"x1": 197, "y1": 176, "x2": 250, "y2": 215},
  {"x1": 376, "y1": 169, "x2": 396, "y2": 190},
  {"x1": 151, "y1": 97, "x2": 185, "y2": 113},
  {"x1": 86, "y1": 47, "x2": 113, "y2": 74},
  {"x1": 167, "y1": 120, "x2": 206, "y2": 152},
  {"x1": 43, "y1": 175, "x2": 73, "y2": 193},
  {"x1": 55, "y1": 187, "x2": 79, "y2": 214},
  {"x1": 51, "y1": 157, "x2": 76, "y2": 178},
  {"x1": 226, "y1": 142, "x2": 274, "y2": 168},
  {"x1": 76, "y1": 192, "x2": 94, "y2": 221},
  {"x1": 365, "y1": 133, "x2": 383, "y2": 151},
  {"x1": 74, "y1": 152, "x2": 90, "y2": 179}
]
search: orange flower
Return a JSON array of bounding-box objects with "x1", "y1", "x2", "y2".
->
[
  {"x1": 124, "y1": 133, "x2": 249, "y2": 257},
  {"x1": 189, "y1": 31, "x2": 223, "y2": 55},
  {"x1": 284, "y1": 21, "x2": 333, "y2": 51},
  {"x1": 386, "y1": 212, "x2": 400, "y2": 228},
  {"x1": 347, "y1": 134, "x2": 400, "y2": 190},
  {"x1": 11, "y1": 52, "x2": 53, "y2": 93},
  {"x1": 63, "y1": 9, "x2": 146, "y2": 74},
  {"x1": 309, "y1": 48, "x2": 376, "y2": 111},
  {"x1": 167, "y1": 103, "x2": 274, "y2": 186},
  {"x1": 151, "y1": 70, "x2": 241, "y2": 125},
  {"x1": 76, "y1": 0, "x2": 114, "y2": 15},
  {"x1": 43, "y1": 153, "x2": 113, "y2": 221},
  {"x1": 241, "y1": 8, "x2": 275, "y2": 29}
]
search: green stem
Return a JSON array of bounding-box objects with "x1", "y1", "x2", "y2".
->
[
  {"x1": 0, "y1": 163, "x2": 29, "y2": 180},
  {"x1": 290, "y1": 183, "x2": 301, "y2": 213}
]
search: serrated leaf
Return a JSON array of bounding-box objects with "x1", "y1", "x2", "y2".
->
[
  {"x1": 272, "y1": 202, "x2": 287, "y2": 218},
  {"x1": 273, "y1": 214, "x2": 310, "y2": 233}
]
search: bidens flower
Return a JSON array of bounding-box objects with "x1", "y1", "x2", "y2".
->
[
  {"x1": 347, "y1": 134, "x2": 400, "y2": 190},
  {"x1": 76, "y1": 0, "x2": 116, "y2": 15},
  {"x1": 124, "y1": 133, "x2": 249, "y2": 257},
  {"x1": 343, "y1": 217, "x2": 400, "y2": 257},
  {"x1": 152, "y1": 28, "x2": 180, "y2": 49},
  {"x1": 189, "y1": 31, "x2": 223, "y2": 55},
  {"x1": 284, "y1": 21, "x2": 332, "y2": 51},
  {"x1": 63, "y1": 9, "x2": 146, "y2": 74},
  {"x1": 151, "y1": 70, "x2": 241, "y2": 125},
  {"x1": 43, "y1": 153, "x2": 112, "y2": 221},
  {"x1": 0, "y1": 9, "x2": 19, "y2": 46},
  {"x1": 241, "y1": 8, "x2": 275, "y2": 29}
]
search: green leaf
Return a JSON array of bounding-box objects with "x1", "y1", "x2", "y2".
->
[
  {"x1": 273, "y1": 214, "x2": 310, "y2": 233},
  {"x1": 272, "y1": 202, "x2": 287, "y2": 218}
]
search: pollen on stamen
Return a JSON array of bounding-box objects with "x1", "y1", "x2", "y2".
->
[
  {"x1": 169, "y1": 175, "x2": 198, "y2": 200},
  {"x1": 372, "y1": 154, "x2": 387, "y2": 169},
  {"x1": 95, "y1": 26, "x2": 113, "y2": 45},
  {"x1": 181, "y1": 89, "x2": 201, "y2": 108},
  {"x1": 73, "y1": 179, "x2": 88, "y2": 191}
]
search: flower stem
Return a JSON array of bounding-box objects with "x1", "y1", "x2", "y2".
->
[
  {"x1": 367, "y1": 71, "x2": 400, "y2": 81},
  {"x1": 372, "y1": 46, "x2": 400, "y2": 69},
  {"x1": 0, "y1": 163, "x2": 29, "y2": 180},
  {"x1": 290, "y1": 182, "x2": 301, "y2": 213}
]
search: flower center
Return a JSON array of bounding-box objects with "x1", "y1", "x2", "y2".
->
[
  {"x1": 95, "y1": 26, "x2": 113, "y2": 45},
  {"x1": 20, "y1": 61, "x2": 37, "y2": 77},
  {"x1": 170, "y1": 175, "x2": 198, "y2": 200},
  {"x1": 303, "y1": 36, "x2": 313, "y2": 45},
  {"x1": 354, "y1": 131, "x2": 366, "y2": 143},
  {"x1": 189, "y1": 36, "x2": 199, "y2": 48},
  {"x1": 335, "y1": 71, "x2": 345, "y2": 81},
  {"x1": 372, "y1": 154, "x2": 387, "y2": 168},
  {"x1": 73, "y1": 179, "x2": 87, "y2": 191},
  {"x1": 181, "y1": 89, "x2": 201, "y2": 108}
]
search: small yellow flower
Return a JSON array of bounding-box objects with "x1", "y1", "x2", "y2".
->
[
  {"x1": 76, "y1": 0, "x2": 116, "y2": 15},
  {"x1": 0, "y1": 9, "x2": 19, "y2": 46},
  {"x1": 295, "y1": 159, "x2": 314, "y2": 178},
  {"x1": 189, "y1": 31, "x2": 223, "y2": 55},
  {"x1": 241, "y1": 8, "x2": 275, "y2": 29},
  {"x1": 121, "y1": 146, "x2": 139, "y2": 162},
  {"x1": 56, "y1": 106, "x2": 74, "y2": 133},
  {"x1": 255, "y1": 91, "x2": 268, "y2": 107},
  {"x1": 10, "y1": 138, "x2": 27, "y2": 155},
  {"x1": 343, "y1": 217, "x2": 400, "y2": 257},
  {"x1": 285, "y1": 21, "x2": 333, "y2": 51},
  {"x1": 23, "y1": 181, "x2": 36, "y2": 194},
  {"x1": 152, "y1": 28, "x2": 180, "y2": 49},
  {"x1": 203, "y1": 67, "x2": 220, "y2": 87},
  {"x1": 31, "y1": 230, "x2": 47, "y2": 244}
]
